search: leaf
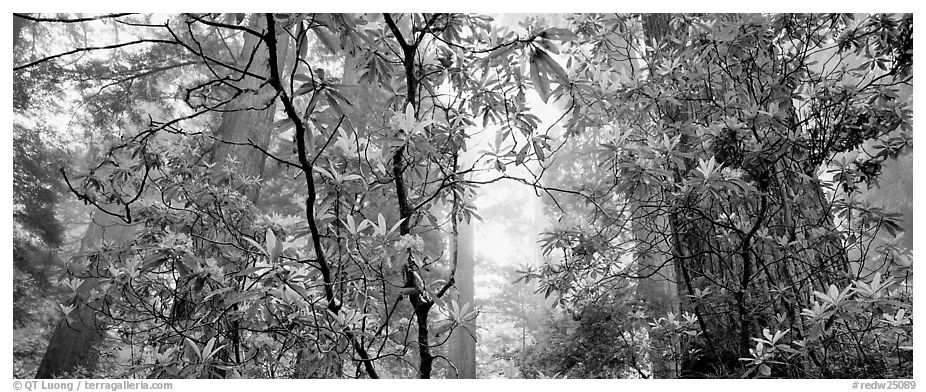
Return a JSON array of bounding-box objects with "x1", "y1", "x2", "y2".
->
[
  {"x1": 495, "y1": 159, "x2": 506, "y2": 172},
  {"x1": 772, "y1": 329, "x2": 788, "y2": 344},
  {"x1": 484, "y1": 46, "x2": 510, "y2": 62},
  {"x1": 326, "y1": 93, "x2": 345, "y2": 118},
  {"x1": 315, "y1": 27, "x2": 340, "y2": 54},
  {"x1": 202, "y1": 338, "x2": 216, "y2": 361},
  {"x1": 458, "y1": 302, "x2": 473, "y2": 321},
  {"x1": 543, "y1": 27, "x2": 579, "y2": 41},
  {"x1": 758, "y1": 364, "x2": 771, "y2": 377},
  {"x1": 297, "y1": 23, "x2": 308, "y2": 61},
  {"x1": 304, "y1": 92, "x2": 320, "y2": 116},
  {"x1": 304, "y1": 120, "x2": 317, "y2": 156},
  {"x1": 202, "y1": 340, "x2": 226, "y2": 362},
  {"x1": 357, "y1": 219, "x2": 372, "y2": 233},
  {"x1": 432, "y1": 321, "x2": 454, "y2": 337},
  {"x1": 243, "y1": 236, "x2": 268, "y2": 257},
  {"x1": 377, "y1": 213, "x2": 387, "y2": 236},
  {"x1": 140, "y1": 252, "x2": 168, "y2": 271},
  {"x1": 535, "y1": 48, "x2": 568, "y2": 83},
  {"x1": 326, "y1": 87, "x2": 353, "y2": 107},
  {"x1": 388, "y1": 218, "x2": 406, "y2": 235},
  {"x1": 515, "y1": 143, "x2": 530, "y2": 165},
  {"x1": 345, "y1": 215, "x2": 357, "y2": 235},
  {"x1": 184, "y1": 338, "x2": 202, "y2": 361},
  {"x1": 204, "y1": 287, "x2": 234, "y2": 301},
  {"x1": 529, "y1": 50, "x2": 551, "y2": 103},
  {"x1": 314, "y1": 166, "x2": 334, "y2": 180},
  {"x1": 762, "y1": 328, "x2": 773, "y2": 342},
  {"x1": 294, "y1": 81, "x2": 316, "y2": 97},
  {"x1": 696, "y1": 156, "x2": 722, "y2": 179},
  {"x1": 234, "y1": 266, "x2": 269, "y2": 277},
  {"x1": 59, "y1": 304, "x2": 74, "y2": 316},
  {"x1": 224, "y1": 291, "x2": 262, "y2": 308},
  {"x1": 391, "y1": 104, "x2": 434, "y2": 136},
  {"x1": 426, "y1": 213, "x2": 440, "y2": 230},
  {"x1": 537, "y1": 38, "x2": 560, "y2": 54},
  {"x1": 532, "y1": 139, "x2": 546, "y2": 161},
  {"x1": 265, "y1": 229, "x2": 278, "y2": 256}
]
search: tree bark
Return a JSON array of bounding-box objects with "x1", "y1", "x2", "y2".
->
[
  {"x1": 36, "y1": 208, "x2": 140, "y2": 378},
  {"x1": 631, "y1": 188, "x2": 680, "y2": 378},
  {"x1": 13, "y1": 14, "x2": 27, "y2": 50},
  {"x1": 209, "y1": 14, "x2": 289, "y2": 201},
  {"x1": 447, "y1": 218, "x2": 476, "y2": 378}
]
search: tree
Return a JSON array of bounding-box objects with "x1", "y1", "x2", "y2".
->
[
  {"x1": 528, "y1": 13, "x2": 912, "y2": 378},
  {"x1": 16, "y1": 12, "x2": 912, "y2": 379},
  {"x1": 34, "y1": 13, "x2": 293, "y2": 378},
  {"x1": 447, "y1": 219, "x2": 476, "y2": 378},
  {"x1": 19, "y1": 12, "x2": 580, "y2": 379}
]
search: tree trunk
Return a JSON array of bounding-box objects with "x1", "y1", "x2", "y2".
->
[
  {"x1": 447, "y1": 218, "x2": 476, "y2": 378},
  {"x1": 13, "y1": 14, "x2": 27, "y2": 50},
  {"x1": 629, "y1": 14, "x2": 680, "y2": 379},
  {"x1": 209, "y1": 14, "x2": 289, "y2": 201},
  {"x1": 36, "y1": 208, "x2": 140, "y2": 378},
  {"x1": 631, "y1": 188, "x2": 680, "y2": 378}
]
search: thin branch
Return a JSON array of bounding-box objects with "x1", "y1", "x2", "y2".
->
[
  {"x1": 14, "y1": 39, "x2": 175, "y2": 71},
  {"x1": 14, "y1": 13, "x2": 135, "y2": 23}
]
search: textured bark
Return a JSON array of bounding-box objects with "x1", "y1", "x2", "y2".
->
[
  {"x1": 13, "y1": 14, "x2": 31, "y2": 107},
  {"x1": 36, "y1": 209, "x2": 140, "y2": 378},
  {"x1": 209, "y1": 14, "x2": 289, "y2": 201},
  {"x1": 13, "y1": 14, "x2": 27, "y2": 49},
  {"x1": 631, "y1": 189, "x2": 680, "y2": 379},
  {"x1": 447, "y1": 219, "x2": 476, "y2": 379}
]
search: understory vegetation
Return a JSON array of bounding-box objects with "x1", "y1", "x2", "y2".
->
[{"x1": 13, "y1": 13, "x2": 912, "y2": 379}]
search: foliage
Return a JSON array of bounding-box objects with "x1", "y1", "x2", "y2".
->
[
  {"x1": 14, "y1": 12, "x2": 913, "y2": 379},
  {"x1": 17, "y1": 12, "x2": 585, "y2": 379},
  {"x1": 740, "y1": 271, "x2": 912, "y2": 378},
  {"x1": 524, "y1": 13, "x2": 913, "y2": 378},
  {"x1": 519, "y1": 297, "x2": 650, "y2": 379}
]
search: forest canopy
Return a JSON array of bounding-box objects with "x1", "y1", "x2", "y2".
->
[{"x1": 12, "y1": 13, "x2": 912, "y2": 379}]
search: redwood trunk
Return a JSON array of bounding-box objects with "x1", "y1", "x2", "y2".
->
[{"x1": 447, "y1": 219, "x2": 476, "y2": 378}]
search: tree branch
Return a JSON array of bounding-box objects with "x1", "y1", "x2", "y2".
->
[
  {"x1": 264, "y1": 13, "x2": 379, "y2": 379},
  {"x1": 14, "y1": 39, "x2": 175, "y2": 71},
  {"x1": 14, "y1": 13, "x2": 134, "y2": 23}
]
